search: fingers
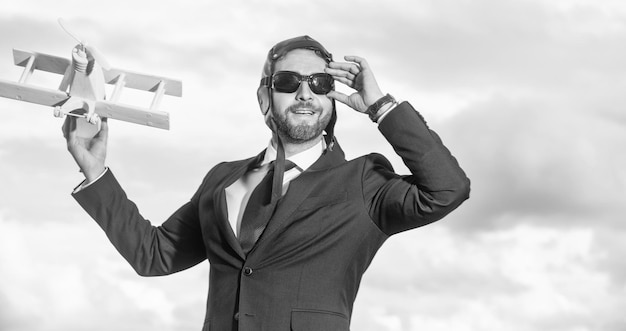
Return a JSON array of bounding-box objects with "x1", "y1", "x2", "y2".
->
[
  {"x1": 62, "y1": 116, "x2": 70, "y2": 140},
  {"x1": 327, "y1": 61, "x2": 361, "y2": 77},
  {"x1": 327, "y1": 90, "x2": 349, "y2": 106},
  {"x1": 326, "y1": 55, "x2": 372, "y2": 90},
  {"x1": 62, "y1": 115, "x2": 110, "y2": 157},
  {"x1": 325, "y1": 67, "x2": 357, "y2": 81},
  {"x1": 98, "y1": 117, "x2": 108, "y2": 134},
  {"x1": 343, "y1": 55, "x2": 370, "y2": 70},
  {"x1": 94, "y1": 117, "x2": 109, "y2": 141},
  {"x1": 62, "y1": 115, "x2": 77, "y2": 141},
  {"x1": 328, "y1": 56, "x2": 369, "y2": 73},
  {"x1": 326, "y1": 63, "x2": 360, "y2": 89},
  {"x1": 329, "y1": 62, "x2": 360, "y2": 74},
  {"x1": 325, "y1": 70, "x2": 357, "y2": 89}
]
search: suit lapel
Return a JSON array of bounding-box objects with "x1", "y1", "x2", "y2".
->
[
  {"x1": 212, "y1": 151, "x2": 266, "y2": 260},
  {"x1": 249, "y1": 143, "x2": 346, "y2": 257}
]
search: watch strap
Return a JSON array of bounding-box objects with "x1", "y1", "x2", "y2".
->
[{"x1": 366, "y1": 94, "x2": 396, "y2": 122}]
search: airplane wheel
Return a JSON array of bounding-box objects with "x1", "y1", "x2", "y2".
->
[
  {"x1": 53, "y1": 107, "x2": 64, "y2": 118},
  {"x1": 87, "y1": 113, "x2": 101, "y2": 125}
]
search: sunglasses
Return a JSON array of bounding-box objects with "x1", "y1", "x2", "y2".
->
[{"x1": 268, "y1": 71, "x2": 334, "y2": 95}]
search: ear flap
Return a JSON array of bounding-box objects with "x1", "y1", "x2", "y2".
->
[{"x1": 257, "y1": 86, "x2": 271, "y2": 115}]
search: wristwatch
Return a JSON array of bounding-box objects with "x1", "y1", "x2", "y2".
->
[{"x1": 366, "y1": 94, "x2": 395, "y2": 122}]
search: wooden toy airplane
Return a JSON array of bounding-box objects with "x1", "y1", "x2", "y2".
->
[{"x1": 0, "y1": 19, "x2": 182, "y2": 137}]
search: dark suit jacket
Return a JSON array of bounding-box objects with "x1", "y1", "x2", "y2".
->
[{"x1": 73, "y1": 102, "x2": 470, "y2": 331}]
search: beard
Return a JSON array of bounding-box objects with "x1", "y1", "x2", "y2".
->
[{"x1": 272, "y1": 102, "x2": 332, "y2": 144}]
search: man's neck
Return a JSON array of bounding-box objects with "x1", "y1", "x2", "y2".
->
[{"x1": 273, "y1": 135, "x2": 323, "y2": 158}]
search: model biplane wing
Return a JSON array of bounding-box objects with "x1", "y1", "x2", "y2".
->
[{"x1": 0, "y1": 48, "x2": 181, "y2": 130}]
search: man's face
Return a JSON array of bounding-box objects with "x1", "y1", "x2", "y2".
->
[{"x1": 270, "y1": 49, "x2": 334, "y2": 144}]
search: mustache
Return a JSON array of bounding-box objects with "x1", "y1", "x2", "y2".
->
[{"x1": 285, "y1": 102, "x2": 323, "y2": 113}]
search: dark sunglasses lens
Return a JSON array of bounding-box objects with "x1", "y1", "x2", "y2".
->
[
  {"x1": 273, "y1": 72, "x2": 334, "y2": 94},
  {"x1": 273, "y1": 73, "x2": 300, "y2": 93},
  {"x1": 310, "y1": 74, "x2": 334, "y2": 94}
]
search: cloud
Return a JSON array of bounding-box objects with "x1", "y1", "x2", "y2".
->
[
  {"x1": 592, "y1": 228, "x2": 626, "y2": 287},
  {"x1": 0, "y1": 214, "x2": 207, "y2": 331},
  {"x1": 0, "y1": 17, "x2": 65, "y2": 52},
  {"x1": 435, "y1": 94, "x2": 626, "y2": 231},
  {"x1": 0, "y1": 137, "x2": 80, "y2": 223},
  {"x1": 353, "y1": 224, "x2": 626, "y2": 331}
]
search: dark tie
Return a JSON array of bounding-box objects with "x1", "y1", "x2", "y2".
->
[{"x1": 239, "y1": 160, "x2": 297, "y2": 254}]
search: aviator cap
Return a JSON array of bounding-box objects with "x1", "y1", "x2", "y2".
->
[{"x1": 258, "y1": 35, "x2": 337, "y2": 149}]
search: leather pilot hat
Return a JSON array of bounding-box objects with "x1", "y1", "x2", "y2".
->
[{"x1": 257, "y1": 35, "x2": 337, "y2": 150}]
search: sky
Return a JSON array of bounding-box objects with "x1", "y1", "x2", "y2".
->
[{"x1": 0, "y1": 0, "x2": 625, "y2": 330}]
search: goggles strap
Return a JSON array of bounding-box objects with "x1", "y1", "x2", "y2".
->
[
  {"x1": 269, "y1": 115, "x2": 287, "y2": 203},
  {"x1": 260, "y1": 77, "x2": 271, "y2": 88}
]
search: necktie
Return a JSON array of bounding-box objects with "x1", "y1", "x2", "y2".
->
[{"x1": 239, "y1": 160, "x2": 296, "y2": 254}]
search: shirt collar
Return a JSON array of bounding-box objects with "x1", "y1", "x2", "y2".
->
[{"x1": 262, "y1": 138, "x2": 325, "y2": 172}]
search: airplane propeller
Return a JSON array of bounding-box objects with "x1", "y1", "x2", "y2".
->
[{"x1": 58, "y1": 18, "x2": 111, "y2": 70}]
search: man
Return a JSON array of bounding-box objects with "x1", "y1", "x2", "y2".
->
[{"x1": 63, "y1": 35, "x2": 470, "y2": 331}]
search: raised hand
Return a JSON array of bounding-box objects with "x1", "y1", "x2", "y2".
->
[
  {"x1": 62, "y1": 116, "x2": 108, "y2": 183},
  {"x1": 325, "y1": 55, "x2": 385, "y2": 113}
]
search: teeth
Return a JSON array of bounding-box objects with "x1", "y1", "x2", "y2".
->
[{"x1": 295, "y1": 110, "x2": 314, "y2": 115}]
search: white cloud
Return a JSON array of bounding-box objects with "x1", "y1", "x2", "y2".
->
[
  {"x1": 0, "y1": 214, "x2": 207, "y2": 331},
  {"x1": 435, "y1": 93, "x2": 626, "y2": 231},
  {"x1": 353, "y1": 224, "x2": 623, "y2": 331}
]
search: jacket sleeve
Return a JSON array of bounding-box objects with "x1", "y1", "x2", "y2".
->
[
  {"x1": 72, "y1": 170, "x2": 207, "y2": 276},
  {"x1": 364, "y1": 101, "x2": 471, "y2": 235}
]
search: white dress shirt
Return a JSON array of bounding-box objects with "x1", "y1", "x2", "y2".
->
[{"x1": 225, "y1": 139, "x2": 325, "y2": 237}]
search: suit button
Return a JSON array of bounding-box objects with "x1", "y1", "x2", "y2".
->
[
  {"x1": 243, "y1": 267, "x2": 253, "y2": 276},
  {"x1": 234, "y1": 312, "x2": 240, "y2": 320}
]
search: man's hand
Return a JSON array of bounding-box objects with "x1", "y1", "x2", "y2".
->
[
  {"x1": 62, "y1": 116, "x2": 108, "y2": 183},
  {"x1": 325, "y1": 55, "x2": 385, "y2": 113}
]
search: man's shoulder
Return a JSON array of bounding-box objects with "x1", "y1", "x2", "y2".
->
[
  {"x1": 209, "y1": 153, "x2": 260, "y2": 174},
  {"x1": 217, "y1": 156, "x2": 257, "y2": 167},
  {"x1": 193, "y1": 153, "x2": 262, "y2": 193},
  {"x1": 349, "y1": 152, "x2": 392, "y2": 164},
  {"x1": 339, "y1": 152, "x2": 394, "y2": 173}
]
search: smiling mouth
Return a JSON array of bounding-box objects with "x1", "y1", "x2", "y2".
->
[{"x1": 292, "y1": 108, "x2": 315, "y2": 115}]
